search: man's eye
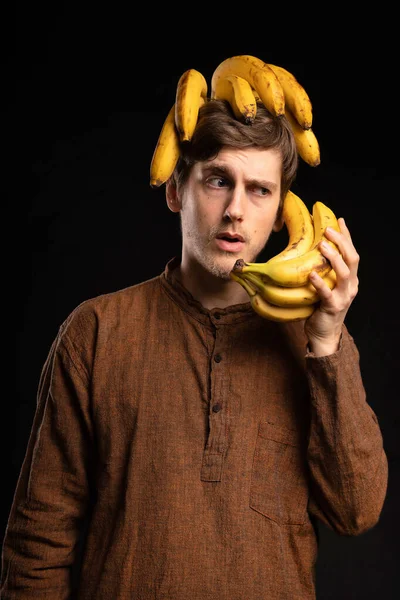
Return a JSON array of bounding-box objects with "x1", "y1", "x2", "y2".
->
[
  {"x1": 207, "y1": 176, "x2": 229, "y2": 188},
  {"x1": 255, "y1": 186, "x2": 270, "y2": 196}
]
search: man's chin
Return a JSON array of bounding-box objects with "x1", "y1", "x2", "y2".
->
[{"x1": 206, "y1": 254, "x2": 243, "y2": 280}]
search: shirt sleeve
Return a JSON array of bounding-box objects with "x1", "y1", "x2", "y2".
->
[
  {"x1": 305, "y1": 326, "x2": 388, "y2": 536},
  {"x1": 1, "y1": 317, "x2": 96, "y2": 599}
]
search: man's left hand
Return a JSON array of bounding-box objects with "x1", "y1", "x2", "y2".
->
[{"x1": 304, "y1": 218, "x2": 360, "y2": 356}]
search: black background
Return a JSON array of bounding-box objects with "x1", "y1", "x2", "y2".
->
[{"x1": 5, "y1": 4, "x2": 399, "y2": 599}]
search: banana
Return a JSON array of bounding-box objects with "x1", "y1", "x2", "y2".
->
[
  {"x1": 212, "y1": 74, "x2": 257, "y2": 124},
  {"x1": 267, "y1": 190, "x2": 314, "y2": 266},
  {"x1": 150, "y1": 103, "x2": 181, "y2": 188},
  {"x1": 285, "y1": 108, "x2": 320, "y2": 167},
  {"x1": 233, "y1": 201, "x2": 340, "y2": 287},
  {"x1": 211, "y1": 55, "x2": 285, "y2": 117},
  {"x1": 241, "y1": 269, "x2": 337, "y2": 307},
  {"x1": 251, "y1": 292, "x2": 315, "y2": 322},
  {"x1": 175, "y1": 68, "x2": 208, "y2": 142},
  {"x1": 267, "y1": 64, "x2": 313, "y2": 130},
  {"x1": 230, "y1": 272, "x2": 314, "y2": 322},
  {"x1": 150, "y1": 97, "x2": 207, "y2": 187}
]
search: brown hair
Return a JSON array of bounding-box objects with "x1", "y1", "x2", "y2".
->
[{"x1": 170, "y1": 98, "x2": 298, "y2": 212}]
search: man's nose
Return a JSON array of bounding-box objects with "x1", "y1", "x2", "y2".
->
[{"x1": 223, "y1": 187, "x2": 246, "y2": 221}]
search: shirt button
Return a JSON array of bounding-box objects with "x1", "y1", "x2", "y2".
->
[
  {"x1": 214, "y1": 353, "x2": 222, "y2": 363},
  {"x1": 214, "y1": 313, "x2": 221, "y2": 320},
  {"x1": 212, "y1": 403, "x2": 222, "y2": 413}
]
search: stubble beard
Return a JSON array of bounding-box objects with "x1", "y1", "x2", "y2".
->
[{"x1": 184, "y1": 222, "x2": 270, "y2": 281}]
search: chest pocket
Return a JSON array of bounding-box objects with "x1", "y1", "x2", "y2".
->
[{"x1": 249, "y1": 421, "x2": 310, "y2": 526}]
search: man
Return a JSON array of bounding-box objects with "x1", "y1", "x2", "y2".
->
[{"x1": 1, "y1": 99, "x2": 388, "y2": 599}]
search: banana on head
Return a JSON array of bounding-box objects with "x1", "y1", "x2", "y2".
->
[
  {"x1": 211, "y1": 74, "x2": 257, "y2": 124},
  {"x1": 267, "y1": 64, "x2": 313, "y2": 130},
  {"x1": 175, "y1": 68, "x2": 208, "y2": 142},
  {"x1": 211, "y1": 55, "x2": 285, "y2": 118},
  {"x1": 150, "y1": 55, "x2": 320, "y2": 188},
  {"x1": 150, "y1": 103, "x2": 181, "y2": 188},
  {"x1": 285, "y1": 108, "x2": 320, "y2": 167},
  {"x1": 150, "y1": 95, "x2": 207, "y2": 187}
]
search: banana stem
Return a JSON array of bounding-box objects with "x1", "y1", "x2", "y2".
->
[
  {"x1": 241, "y1": 262, "x2": 273, "y2": 277},
  {"x1": 230, "y1": 272, "x2": 257, "y2": 297}
]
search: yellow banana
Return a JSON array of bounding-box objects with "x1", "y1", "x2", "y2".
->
[
  {"x1": 267, "y1": 64, "x2": 313, "y2": 130},
  {"x1": 285, "y1": 108, "x2": 320, "y2": 166},
  {"x1": 251, "y1": 292, "x2": 315, "y2": 322},
  {"x1": 241, "y1": 269, "x2": 337, "y2": 307},
  {"x1": 175, "y1": 69, "x2": 208, "y2": 142},
  {"x1": 267, "y1": 190, "x2": 314, "y2": 266},
  {"x1": 211, "y1": 55, "x2": 285, "y2": 117},
  {"x1": 150, "y1": 103, "x2": 180, "y2": 188},
  {"x1": 212, "y1": 74, "x2": 257, "y2": 123},
  {"x1": 230, "y1": 272, "x2": 314, "y2": 322},
  {"x1": 234, "y1": 201, "x2": 340, "y2": 287},
  {"x1": 150, "y1": 97, "x2": 206, "y2": 187}
]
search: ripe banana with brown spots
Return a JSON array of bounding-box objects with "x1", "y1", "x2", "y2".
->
[
  {"x1": 175, "y1": 68, "x2": 208, "y2": 142},
  {"x1": 268, "y1": 190, "x2": 315, "y2": 266},
  {"x1": 230, "y1": 272, "x2": 315, "y2": 322},
  {"x1": 232, "y1": 200, "x2": 340, "y2": 289},
  {"x1": 211, "y1": 55, "x2": 285, "y2": 117},
  {"x1": 212, "y1": 74, "x2": 257, "y2": 123},
  {"x1": 267, "y1": 63, "x2": 313, "y2": 130}
]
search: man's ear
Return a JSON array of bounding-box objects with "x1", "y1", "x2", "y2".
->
[
  {"x1": 165, "y1": 179, "x2": 181, "y2": 213},
  {"x1": 272, "y1": 210, "x2": 285, "y2": 232}
]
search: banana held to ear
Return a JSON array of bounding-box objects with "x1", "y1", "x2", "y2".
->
[
  {"x1": 267, "y1": 190, "x2": 315, "y2": 266},
  {"x1": 240, "y1": 269, "x2": 337, "y2": 307},
  {"x1": 212, "y1": 74, "x2": 257, "y2": 124},
  {"x1": 267, "y1": 64, "x2": 313, "y2": 130},
  {"x1": 150, "y1": 103, "x2": 181, "y2": 188},
  {"x1": 211, "y1": 55, "x2": 285, "y2": 117},
  {"x1": 175, "y1": 69, "x2": 208, "y2": 142},
  {"x1": 285, "y1": 108, "x2": 320, "y2": 167},
  {"x1": 234, "y1": 201, "x2": 340, "y2": 287},
  {"x1": 230, "y1": 272, "x2": 315, "y2": 322}
]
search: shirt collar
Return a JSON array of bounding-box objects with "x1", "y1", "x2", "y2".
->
[{"x1": 159, "y1": 256, "x2": 256, "y2": 327}]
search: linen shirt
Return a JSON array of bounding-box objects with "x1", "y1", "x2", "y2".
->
[{"x1": 1, "y1": 256, "x2": 388, "y2": 600}]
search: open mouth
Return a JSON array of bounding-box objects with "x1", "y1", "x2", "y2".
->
[
  {"x1": 215, "y1": 236, "x2": 245, "y2": 252},
  {"x1": 219, "y1": 236, "x2": 241, "y2": 243}
]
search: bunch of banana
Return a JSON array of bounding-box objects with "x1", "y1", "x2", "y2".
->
[
  {"x1": 150, "y1": 68, "x2": 208, "y2": 187},
  {"x1": 230, "y1": 192, "x2": 340, "y2": 322},
  {"x1": 150, "y1": 55, "x2": 320, "y2": 187},
  {"x1": 210, "y1": 55, "x2": 320, "y2": 166}
]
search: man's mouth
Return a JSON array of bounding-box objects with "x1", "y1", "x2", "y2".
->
[{"x1": 215, "y1": 232, "x2": 245, "y2": 252}]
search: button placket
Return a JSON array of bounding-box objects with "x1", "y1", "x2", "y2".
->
[{"x1": 201, "y1": 326, "x2": 227, "y2": 482}]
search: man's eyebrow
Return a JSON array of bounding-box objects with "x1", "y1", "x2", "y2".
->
[{"x1": 202, "y1": 163, "x2": 278, "y2": 191}]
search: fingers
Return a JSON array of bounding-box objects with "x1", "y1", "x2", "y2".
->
[
  {"x1": 313, "y1": 219, "x2": 360, "y2": 304},
  {"x1": 320, "y1": 240, "x2": 350, "y2": 282},
  {"x1": 323, "y1": 218, "x2": 360, "y2": 274}
]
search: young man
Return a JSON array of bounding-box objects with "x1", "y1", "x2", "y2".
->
[{"x1": 1, "y1": 100, "x2": 388, "y2": 599}]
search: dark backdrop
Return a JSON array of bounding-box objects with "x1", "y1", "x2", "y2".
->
[{"x1": 5, "y1": 5, "x2": 399, "y2": 599}]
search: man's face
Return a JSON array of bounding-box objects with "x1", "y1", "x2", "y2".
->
[{"x1": 168, "y1": 147, "x2": 283, "y2": 280}]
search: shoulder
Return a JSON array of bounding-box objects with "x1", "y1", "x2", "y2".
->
[{"x1": 59, "y1": 273, "x2": 162, "y2": 346}]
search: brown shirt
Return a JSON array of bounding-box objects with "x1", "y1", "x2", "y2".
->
[{"x1": 1, "y1": 256, "x2": 388, "y2": 600}]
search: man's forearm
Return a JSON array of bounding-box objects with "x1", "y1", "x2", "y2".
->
[{"x1": 305, "y1": 328, "x2": 388, "y2": 534}]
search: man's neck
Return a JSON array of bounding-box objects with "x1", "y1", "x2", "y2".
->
[{"x1": 176, "y1": 259, "x2": 250, "y2": 310}]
